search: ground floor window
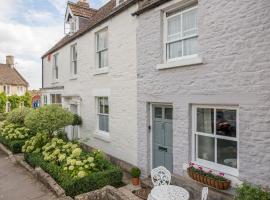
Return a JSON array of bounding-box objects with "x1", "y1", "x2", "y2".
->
[
  {"x1": 97, "y1": 97, "x2": 109, "y2": 132},
  {"x1": 6, "y1": 102, "x2": 11, "y2": 112},
  {"x1": 50, "y1": 94, "x2": 62, "y2": 106},
  {"x1": 192, "y1": 105, "x2": 238, "y2": 175},
  {"x1": 43, "y1": 95, "x2": 48, "y2": 105}
]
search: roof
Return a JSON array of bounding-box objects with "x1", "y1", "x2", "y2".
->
[
  {"x1": 0, "y1": 64, "x2": 29, "y2": 87},
  {"x1": 133, "y1": 0, "x2": 171, "y2": 16},
  {"x1": 68, "y1": 1, "x2": 97, "y2": 19},
  {"x1": 42, "y1": 0, "x2": 137, "y2": 58}
]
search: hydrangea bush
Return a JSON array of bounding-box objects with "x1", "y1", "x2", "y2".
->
[
  {"x1": 1, "y1": 123, "x2": 30, "y2": 140},
  {"x1": 22, "y1": 132, "x2": 49, "y2": 153}
]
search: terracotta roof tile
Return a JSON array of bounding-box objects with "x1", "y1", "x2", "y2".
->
[
  {"x1": 0, "y1": 64, "x2": 28, "y2": 87},
  {"x1": 42, "y1": 0, "x2": 137, "y2": 58}
]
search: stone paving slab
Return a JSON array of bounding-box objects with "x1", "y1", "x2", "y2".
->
[{"x1": 0, "y1": 151, "x2": 59, "y2": 200}]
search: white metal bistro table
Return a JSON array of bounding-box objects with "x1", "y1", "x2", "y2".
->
[{"x1": 148, "y1": 185, "x2": 190, "y2": 200}]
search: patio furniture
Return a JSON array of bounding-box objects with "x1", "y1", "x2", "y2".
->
[
  {"x1": 147, "y1": 185, "x2": 190, "y2": 200},
  {"x1": 201, "y1": 187, "x2": 208, "y2": 200},
  {"x1": 151, "y1": 166, "x2": 171, "y2": 186}
]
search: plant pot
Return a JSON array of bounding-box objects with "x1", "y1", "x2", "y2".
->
[
  {"x1": 203, "y1": 176, "x2": 208, "y2": 184},
  {"x1": 219, "y1": 180, "x2": 231, "y2": 190},
  {"x1": 206, "y1": 177, "x2": 212, "y2": 186},
  {"x1": 210, "y1": 179, "x2": 215, "y2": 187},
  {"x1": 214, "y1": 180, "x2": 219, "y2": 189},
  {"x1": 199, "y1": 174, "x2": 204, "y2": 182},
  {"x1": 132, "y1": 178, "x2": 140, "y2": 186}
]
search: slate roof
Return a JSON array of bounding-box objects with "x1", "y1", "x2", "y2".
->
[
  {"x1": 42, "y1": 0, "x2": 137, "y2": 58},
  {"x1": 0, "y1": 64, "x2": 29, "y2": 87}
]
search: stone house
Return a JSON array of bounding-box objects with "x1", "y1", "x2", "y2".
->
[
  {"x1": 134, "y1": 0, "x2": 270, "y2": 188},
  {"x1": 42, "y1": 0, "x2": 270, "y2": 192},
  {"x1": 0, "y1": 55, "x2": 29, "y2": 112}
]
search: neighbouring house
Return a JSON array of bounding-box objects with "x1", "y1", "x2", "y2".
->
[
  {"x1": 0, "y1": 55, "x2": 29, "y2": 112},
  {"x1": 41, "y1": 0, "x2": 138, "y2": 166},
  {"x1": 41, "y1": 0, "x2": 270, "y2": 193},
  {"x1": 134, "y1": 0, "x2": 270, "y2": 189}
]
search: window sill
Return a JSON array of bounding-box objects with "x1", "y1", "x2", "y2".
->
[
  {"x1": 51, "y1": 80, "x2": 60, "y2": 84},
  {"x1": 156, "y1": 55, "x2": 203, "y2": 70},
  {"x1": 70, "y1": 76, "x2": 78, "y2": 80},
  {"x1": 93, "y1": 130, "x2": 110, "y2": 142},
  {"x1": 94, "y1": 67, "x2": 109, "y2": 75}
]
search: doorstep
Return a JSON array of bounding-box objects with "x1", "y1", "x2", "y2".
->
[{"x1": 141, "y1": 174, "x2": 235, "y2": 200}]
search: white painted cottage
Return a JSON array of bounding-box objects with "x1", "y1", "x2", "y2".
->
[{"x1": 41, "y1": 0, "x2": 138, "y2": 166}]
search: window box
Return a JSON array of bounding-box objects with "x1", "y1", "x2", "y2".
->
[{"x1": 157, "y1": 54, "x2": 202, "y2": 69}]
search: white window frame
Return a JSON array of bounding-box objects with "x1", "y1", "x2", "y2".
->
[
  {"x1": 43, "y1": 95, "x2": 48, "y2": 106},
  {"x1": 70, "y1": 43, "x2": 78, "y2": 77},
  {"x1": 164, "y1": 5, "x2": 198, "y2": 63},
  {"x1": 4, "y1": 85, "x2": 11, "y2": 95},
  {"x1": 53, "y1": 53, "x2": 59, "y2": 81},
  {"x1": 19, "y1": 102, "x2": 24, "y2": 108},
  {"x1": 192, "y1": 105, "x2": 239, "y2": 177},
  {"x1": 95, "y1": 28, "x2": 108, "y2": 69},
  {"x1": 17, "y1": 86, "x2": 23, "y2": 96},
  {"x1": 96, "y1": 97, "x2": 109, "y2": 133},
  {"x1": 6, "y1": 101, "x2": 11, "y2": 112}
]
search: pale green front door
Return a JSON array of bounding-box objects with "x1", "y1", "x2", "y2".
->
[{"x1": 152, "y1": 105, "x2": 173, "y2": 172}]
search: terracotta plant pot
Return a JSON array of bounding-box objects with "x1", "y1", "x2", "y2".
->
[
  {"x1": 210, "y1": 179, "x2": 215, "y2": 187},
  {"x1": 203, "y1": 176, "x2": 208, "y2": 184},
  {"x1": 206, "y1": 177, "x2": 212, "y2": 186},
  {"x1": 199, "y1": 175, "x2": 204, "y2": 182},
  {"x1": 132, "y1": 178, "x2": 140, "y2": 186}
]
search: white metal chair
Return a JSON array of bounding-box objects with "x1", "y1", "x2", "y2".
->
[
  {"x1": 201, "y1": 187, "x2": 208, "y2": 200},
  {"x1": 151, "y1": 166, "x2": 171, "y2": 186}
]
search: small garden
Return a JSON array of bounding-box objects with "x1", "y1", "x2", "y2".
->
[{"x1": 0, "y1": 105, "x2": 123, "y2": 198}]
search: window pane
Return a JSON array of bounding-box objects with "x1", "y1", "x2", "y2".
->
[
  {"x1": 197, "y1": 108, "x2": 214, "y2": 134},
  {"x1": 167, "y1": 41, "x2": 182, "y2": 59},
  {"x1": 165, "y1": 108, "x2": 173, "y2": 120},
  {"x1": 97, "y1": 30, "x2": 107, "y2": 51},
  {"x1": 98, "y1": 98, "x2": 103, "y2": 113},
  {"x1": 216, "y1": 109, "x2": 237, "y2": 137},
  {"x1": 217, "y1": 139, "x2": 237, "y2": 168},
  {"x1": 99, "y1": 115, "x2": 109, "y2": 132},
  {"x1": 167, "y1": 15, "x2": 181, "y2": 41},
  {"x1": 183, "y1": 37, "x2": 198, "y2": 56},
  {"x1": 98, "y1": 50, "x2": 108, "y2": 68},
  {"x1": 197, "y1": 135, "x2": 215, "y2": 162},
  {"x1": 182, "y1": 8, "x2": 197, "y2": 37},
  {"x1": 155, "y1": 107, "x2": 162, "y2": 119},
  {"x1": 74, "y1": 61, "x2": 77, "y2": 74},
  {"x1": 104, "y1": 98, "x2": 109, "y2": 114}
]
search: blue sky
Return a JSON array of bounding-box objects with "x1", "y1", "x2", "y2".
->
[{"x1": 0, "y1": 0, "x2": 107, "y2": 89}]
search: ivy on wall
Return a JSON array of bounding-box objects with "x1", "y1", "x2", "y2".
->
[{"x1": 0, "y1": 92, "x2": 31, "y2": 113}]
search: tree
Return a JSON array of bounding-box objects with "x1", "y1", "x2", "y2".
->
[{"x1": 25, "y1": 105, "x2": 74, "y2": 138}]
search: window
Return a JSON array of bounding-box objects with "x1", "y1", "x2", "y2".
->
[
  {"x1": 193, "y1": 105, "x2": 238, "y2": 176},
  {"x1": 19, "y1": 102, "x2": 24, "y2": 108},
  {"x1": 50, "y1": 94, "x2": 62, "y2": 106},
  {"x1": 43, "y1": 95, "x2": 48, "y2": 105},
  {"x1": 70, "y1": 44, "x2": 77, "y2": 76},
  {"x1": 96, "y1": 28, "x2": 108, "y2": 68},
  {"x1": 6, "y1": 102, "x2": 11, "y2": 112},
  {"x1": 17, "y1": 86, "x2": 24, "y2": 96},
  {"x1": 97, "y1": 97, "x2": 109, "y2": 132},
  {"x1": 165, "y1": 5, "x2": 198, "y2": 61},
  {"x1": 53, "y1": 54, "x2": 59, "y2": 81},
  {"x1": 4, "y1": 85, "x2": 11, "y2": 95}
]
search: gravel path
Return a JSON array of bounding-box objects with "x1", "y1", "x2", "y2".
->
[{"x1": 0, "y1": 150, "x2": 58, "y2": 200}]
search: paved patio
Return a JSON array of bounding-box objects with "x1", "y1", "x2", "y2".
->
[{"x1": 0, "y1": 150, "x2": 58, "y2": 200}]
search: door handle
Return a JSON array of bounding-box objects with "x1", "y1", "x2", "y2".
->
[{"x1": 158, "y1": 146, "x2": 167, "y2": 152}]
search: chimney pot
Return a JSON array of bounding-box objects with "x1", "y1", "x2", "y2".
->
[{"x1": 6, "y1": 55, "x2": 14, "y2": 67}]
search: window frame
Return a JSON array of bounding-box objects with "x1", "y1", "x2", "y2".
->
[
  {"x1": 53, "y1": 53, "x2": 59, "y2": 81},
  {"x1": 164, "y1": 5, "x2": 198, "y2": 62},
  {"x1": 43, "y1": 95, "x2": 48, "y2": 105},
  {"x1": 192, "y1": 105, "x2": 239, "y2": 176},
  {"x1": 4, "y1": 85, "x2": 11, "y2": 95},
  {"x1": 6, "y1": 101, "x2": 11, "y2": 112},
  {"x1": 50, "y1": 94, "x2": 62, "y2": 106},
  {"x1": 95, "y1": 28, "x2": 108, "y2": 69},
  {"x1": 70, "y1": 43, "x2": 78, "y2": 77},
  {"x1": 96, "y1": 97, "x2": 109, "y2": 133}
]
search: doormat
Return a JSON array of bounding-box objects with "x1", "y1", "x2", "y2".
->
[{"x1": 132, "y1": 188, "x2": 151, "y2": 200}]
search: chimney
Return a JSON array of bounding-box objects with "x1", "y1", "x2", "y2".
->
[
  {"x1": 77, "y1": 0, "x2": 90, "y2": 8},
  {"x1": 6, "y1": 55, "x2": 14, "y2": 68}
]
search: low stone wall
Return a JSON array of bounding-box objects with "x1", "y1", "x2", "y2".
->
[{"x1": 75, "y1": 186, "x2": 131, "y2": 200}]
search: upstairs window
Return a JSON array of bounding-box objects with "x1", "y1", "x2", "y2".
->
[
  {"x1": 96, "y1": 28, "x2": 108, "y2": 68},
  {"x1": 165, "y1": 5, "x2": 198, "y2": 61},
  {"x1": 53, "y1": 54, "x2": 59, "y2": 81},
  {"x1": 17, "y1": 86, "x2": 24, "y2": 96},
  {"x1": 4, "y1": 85, "x2": 11, "y2": 95},
  {"x1": 70, "y1": 44, "x2": 78, "y2": 76},
  {"x1": 97, "y1": 97, "x2": 109, "y2": 132}
]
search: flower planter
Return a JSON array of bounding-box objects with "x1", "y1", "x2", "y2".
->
[{"x1": 187, "y1": 167, "x2": 231, "y2": 190}]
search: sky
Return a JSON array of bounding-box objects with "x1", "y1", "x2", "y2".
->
[{"x1": 0, "y1": 0, "x2": 108, "y2": 89}]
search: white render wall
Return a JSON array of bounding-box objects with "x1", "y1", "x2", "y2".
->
[
  {"x1": 42, "y1": 5, "x2": 138, "y2": 165},
  {"x1": 136, "y1": 0, "x2": 270, "y2": 187}
]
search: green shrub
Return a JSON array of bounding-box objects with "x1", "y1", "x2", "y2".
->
[
  {"x1": 25, "y1": 105, "x2": 74, "y2": 138},
  {"x1": 235, "y1": 183, "x2": 270, "y2": 200},
  {"x1": 0, "y1": 134, "x2": 26, "y2": 153},
  {"x1": 131, "y1": 167, "x2": 141, "y2": 178},
  {"x1": 0, "y1": 113, "x2": 7, "y2": 122},
  {"x1": 72, "y1": 114, "x2": 82, "y2": 126},
  {"x1": 24, "y1": 152, "x2": 123, "y2": 197},
  {"x1": 22, "y1": 133, "x2": 49, "y2": 153},
  {"x1": 0, "y1": 92, "x2": 7, "y2": 113},
  {"x1": 6, "y1": 107, "x2": 32, "y2": 126}
]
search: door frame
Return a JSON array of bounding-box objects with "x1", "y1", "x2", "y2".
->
[{"x1": 149, "y1": 103, "x2": 173, "y2": 173}]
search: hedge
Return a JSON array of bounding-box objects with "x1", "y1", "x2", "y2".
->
[
  {"x1": 0, "y1": 134, "x2": 26, "y2": 153},
  {"x1": 25, "y1": 153, "x2": 123, "y2": 197}
]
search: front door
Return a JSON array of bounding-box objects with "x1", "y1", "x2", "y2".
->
[{"x1": 152, "y1": 105, "x2": 173, "y2": 172}]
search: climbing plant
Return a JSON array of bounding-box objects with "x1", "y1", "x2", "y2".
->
[
  {"x1": 0, "y1": 93, "x2": 7, "y2": 113},
  {"x1": 0, "y1": 92, "x2": 31, "y2": 113}
]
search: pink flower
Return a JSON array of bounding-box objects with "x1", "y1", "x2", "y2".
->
[
  {"x1": 198, "y1": 166, "x2": 203, "y2": 170},
  {"x1": 189, "y1": 162, "x2": 195, "y2": 166},
  {"x1": 219, "y1": 172, "x2": 224, "y2": 176},
  {"x1": 208, "y1": 170, "x2": 213, "y2": 173}
]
